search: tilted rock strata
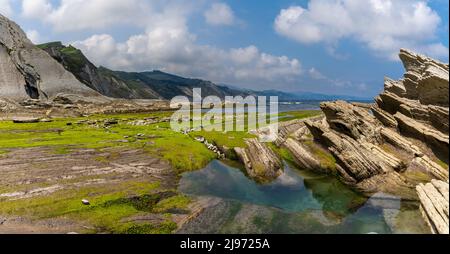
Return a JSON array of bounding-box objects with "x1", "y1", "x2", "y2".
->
[
  {"x1": 277, "y1": 49, "x2": 449, "y2": 199},
  {"x1": 284, "y1": 138, "x2": 322, "y2": 172},
  {"x1": 394, "y1": 112, "x2": 449, "y2": 158},
  {"x1": 399, "y1": 49, "x2": 449, "y2": 107},
  {"x1": 416, "y1": 180, "x2": 449, "y2": 234},
  {"x1": 234, "y1": 139, "x2": 283, "y2": 183}
]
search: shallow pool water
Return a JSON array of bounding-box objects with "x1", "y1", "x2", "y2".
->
[{"x1": 179, "y1": 160, "x2": 430, "y2": 234}]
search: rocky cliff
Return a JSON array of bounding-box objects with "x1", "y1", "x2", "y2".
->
[
  {"x1": 37, "y1": 42, "x2": 160, "y2": 100},
  {"x1": 276, "y1": 49, "x2": 449, "y2": 200},
  {"x1": 0, "y1": 14, "x2": 104, "y2": 103},
  {"x1": 37, "y1": 42, "x2": 250, "y2": 100}
]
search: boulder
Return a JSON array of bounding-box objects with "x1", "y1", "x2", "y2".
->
[
  {"x1": 234, "y1": 139, "x2": 283, "y2": 183},
  {"x1": 12, "y1": 117, "x2": 40, "y2": 123}
]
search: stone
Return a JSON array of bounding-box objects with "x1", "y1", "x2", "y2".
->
[
  {"x1": 234, "y1": 139, "x2": 283, "y2": 183},
  {"x1": 417, "y1": 63, "x2": 449, "y2": 107},
  {"x1": 372, "y1": 106, "x2": 398, "y2": 128},
  {"x1": 416, "y1": 180, "x2": 449, "y2": 234},
  {"x1": 320, "y1": 100, "x2": 382, "y2": 143},
  {"x1": 104, "y1": 119, "x2": 119, "y2": 126},
  {"x1": 284, "y1": 138, "x2": 322, "y2": 172},
  {"x1": 12, "y1": 117, "x2": 39, "y2": 123},
  {"x1": 394, "y1": 112, "x2": 449, "y2": 158},
  {"x1": 81, "y1": 199, "x2": 90, "y2": 206}
]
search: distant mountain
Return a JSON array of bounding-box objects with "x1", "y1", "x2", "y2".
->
[
  {"x1": 37, "y1": 41, "x2": 372, "y2": 102},
  {"x1": 219, "y1": 85, "x2": 372, "y2": 102},
  {"x1": 38, "y1": 42, "x2": 250, "y2": 100}
]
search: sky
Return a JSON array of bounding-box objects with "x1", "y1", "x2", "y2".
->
[{"x1": 1, "y1": 0, "x2": 449, "y2": 97}]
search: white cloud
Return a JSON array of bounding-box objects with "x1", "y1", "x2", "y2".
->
[
  {"x1": 26, "y1": 29, "x2": 42, "y2": 44},
  {"x1": 275, "y1": 0, "x2": 448, "y2": 60},
  {"x1": 74, "y1": 14, "x2": 301, "y2": 89},
  {"x1": 308, "y1": 68, "x2": 326, "y2": 80},
  {"x1": 22, "y1": 0, "x2": 52, "y2": 19},
  {"x1": 18, "y1": 0, "x2": 302, "y2": 89},
  {"x1": 204, "y1": 2, "x2": 236, "y2": 26},
  {"x1": 21, "y1": 0, "x2": 154, "y2": 32},
  {"x1": 0, "y1": 0, "x2": 13, "y2": 17}
]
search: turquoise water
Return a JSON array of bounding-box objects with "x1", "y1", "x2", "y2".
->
[{"x1": 179, "y1": 160, "x2": 429, "y2": 234}]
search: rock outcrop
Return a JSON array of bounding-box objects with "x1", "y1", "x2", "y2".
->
[
  {"x1": 416, "y1": 180, "x2": 449, "y2": 234},
  {"x1": 1, "y1": 14, "x2": 104, "y2": 102},
  {"x1": 234, "y1": 139, "x2": 283, "y2": 183},
  {"x1": 37, "y1": 42, "x2": 161, "y2": 100},
  {"x1": 276, "y1": 49, "x2": 448, "y2": 200}
]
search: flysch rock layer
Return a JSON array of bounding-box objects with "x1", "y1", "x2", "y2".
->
[
  {"x1": 274, "y1": 49, "x2": 448, "y2": 201},
  {"x1": 0, "y1": 14, "x2": 105, "y2": 103},
  {"x1": 234, "y1": 138, "x2": 283, "y2": 183},
  {"x1": 416, "y1": 180, "x2": 449, "y2": 234}
]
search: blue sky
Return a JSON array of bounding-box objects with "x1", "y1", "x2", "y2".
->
[{"x1": 1, "y1": 0, "x2": 448, "y2": 97}]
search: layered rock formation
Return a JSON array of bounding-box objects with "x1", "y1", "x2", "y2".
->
[
  {"x1": 416, "y1": 180, "x2": 449, "y2": 234},
  {"x1": 0, "y1": 14, "x2": 104, "y2": 103},
  {"x1": 234, "y1": 139, "x2": 283, "y2": 183},
  {"x1": 276, "y1": 49, "x2": 449, "y2": 200}
]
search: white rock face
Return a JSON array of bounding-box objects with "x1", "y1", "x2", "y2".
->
[
  {"x1": 0, "y1": 14, "x2": 103, "y2": 101},
  {"x1": 0, "y1": 45, "x2": 28, "y2": 100}
]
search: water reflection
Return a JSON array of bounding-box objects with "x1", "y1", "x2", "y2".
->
[{"x1": 179, "y1": 160, "x2": 429, "y2": 234}]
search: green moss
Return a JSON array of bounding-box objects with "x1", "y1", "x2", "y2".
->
[
  {"x1": 252, "y1": 216, "x2": 269, "y2": 229},
  {"x1": 0, "y1": 181, "x2": 161, "y2": 217},
  {"x1": 303, "y1": 141, "x2": 336, "y2": 171},
  {"x1": 148, "y1": 134, "x2": 216, "y2": 173},
  {"x1": 269, "y1": 143, "x2": 295, "y2": 165},
  {"x1": 190, "y1": 130, "x2": 255, "y2": 149},
  {"x1": 153, "y1": 195, "x2": 191, "y2": 213},
  {"x1": 0, "y1": 180, "x2": 166, "y2": 233},
  {"x1": 53, "y1": 147, "x2": 72, "y2": 155},
  {"x1": 278, "y1": 110, "x2": 323, "y2": 122},
  {"x1": 380, "y1": 144, "x2": 396, "y2": 154},
  {"x1": 0, "y1": 112, "x2": 214, "y2": 173},
  {"x1": 403, "y1": 170, "x2": 432, "y2": 183},
  {"x1": 434, "y1": 158, "x2": 448, "y2": 169},
  {"x1": 120, "y1": 221, "x2": 177, "y2": 234}
]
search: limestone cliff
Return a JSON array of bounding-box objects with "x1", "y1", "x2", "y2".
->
[{"x1": 0, "y1": 14, "x2": 103, "y2": 102}]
